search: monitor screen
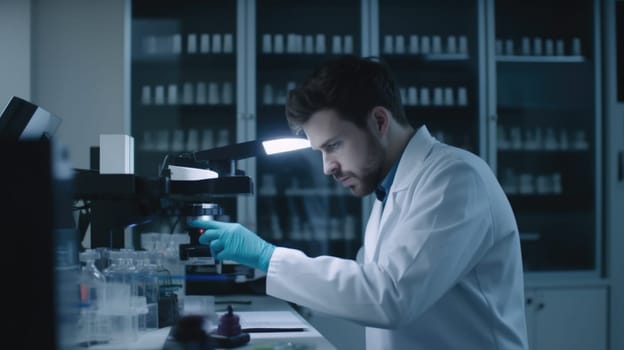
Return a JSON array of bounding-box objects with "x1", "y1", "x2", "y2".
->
[
  {"x1": 0, "y1": 97, "x2": 79, "y2": 349},
  {"x1": 0, "y1": 96, "x2": 62, "y2": 141}
]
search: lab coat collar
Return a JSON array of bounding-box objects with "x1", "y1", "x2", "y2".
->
[
  {"x1": 388, "y1": 125, "x2": 438, "y2": 194},
  {"x1": 367, "y1": 125, "x2": 438, "y2": 261}
]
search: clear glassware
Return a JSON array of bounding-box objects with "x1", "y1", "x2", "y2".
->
[
  {"x1": 133, "y1": 251, "x2": 160, "y2": 331},
  {"x1": 77, "y1": 249, "x2": 110, "y2": 346},
  {"x1": 101, "y1": 250, "x2": 140, "y2": 344}
]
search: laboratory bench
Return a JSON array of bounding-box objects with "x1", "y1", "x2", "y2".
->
[{"x1": 90, "y1": 295, "x2": 337, "y2": 350}]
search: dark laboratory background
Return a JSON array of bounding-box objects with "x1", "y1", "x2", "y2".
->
[
  {"x1": 124, "y1": 1, "x2": 621, "y2": 349},
  {"x1": 3, "y1": 0, "x2": 623, "y2": 349},
  {"x1": 131, "y1": 0, "x2": 606, "y2": 273}
]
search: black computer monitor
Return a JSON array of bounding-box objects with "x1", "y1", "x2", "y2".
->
[
  {"x1": 0, "y1": 96, "x2": 79, "y2": 349},
  {"x1": 0, "y1": 95, "x2": 61, "y2": 141}
]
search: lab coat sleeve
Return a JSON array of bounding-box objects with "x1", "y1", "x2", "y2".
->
[{"x1": 266, "y1": 159, "x2": 494, "y2": 328}]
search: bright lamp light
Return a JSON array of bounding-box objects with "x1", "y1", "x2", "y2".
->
[{"x1": 261, "y1": 138, "x2": 311, "y2": 155}]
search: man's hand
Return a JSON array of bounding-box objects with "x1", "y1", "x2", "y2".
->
[{"x1": 187, "y1": 220, "x2": 275, "y2": 272}]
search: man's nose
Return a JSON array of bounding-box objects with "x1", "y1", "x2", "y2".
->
[{"x1": 322, "y1": 153, "x2": 338, "y2": 176}]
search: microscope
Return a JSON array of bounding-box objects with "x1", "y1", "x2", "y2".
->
[
  {"x1": 177, "y1": 202, "x2": 256, "y2": 295},
  {"x1": 73, "y1": 138, "x2": 310, "y2": 297}
]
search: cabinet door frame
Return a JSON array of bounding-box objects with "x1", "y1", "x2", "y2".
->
[
  {"x1": 237, "y1": 0, "x2": 257, "y2": 230},
  {"x1": 604, "y1": 0, "x2": 624, "y2": 349}
]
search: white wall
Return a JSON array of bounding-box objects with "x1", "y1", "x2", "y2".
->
[
  {"x1": 0, "y1": 0, "x2": 32, "y2": 105},
  {"x1": 30, "y1": 0, "x2": 130, "y2": 169}
]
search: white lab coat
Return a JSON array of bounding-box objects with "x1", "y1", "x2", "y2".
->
[{"x1": 266, "y1": 126, "x2": 528, "y2": 350}]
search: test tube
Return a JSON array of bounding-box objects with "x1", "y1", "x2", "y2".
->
[
  {"x1": 172, "y1": 34, "x2": 182, "y2": 54},
  {"x1": 223, "y1": 33, "x2": 234, "y2": 53},
  {"x1": 447, "y1": 36, "x2": 458, "y2": 54},
  {"x1": 395, "y1": 35, "x2": 405, "y2": 54},
  {"x1": 331, "y1": 35, "x2": 342, "y2": 54},
  {"x1": 222, "y1": 82, "x2": 233, "y2": 105},
  {"x1": 533, "y1": 37, "x2": 543, "y2": 56},
  {"x1": 521, "y1": 37, "x2": 531, "y2": 55},
  {"x1": 458, "y1": 36, "x2": 468, "y2": 54},
  {"x1": 420, "y1": 87, "x2": 430, "y2": 106},
  {"x1": 433, "y1": 87, "x2": 443, "y2": 106},
  {"x1": 383, "y1": 35, "x2": 394, "y2": 54},
  {"x1": 187, "y1": 33, "x2": 197, "y2": 54},
  {"x1": 186, "y1": 128, "x2": 199, "y2": 151},
  {"x1": 201, "y1": 129, "x2": 214, "y2": 150},
  {"x1": 420, "y1": 36, "x2": 431, "y2": 54},
  {"x1": 304, "y1": 35, "x2": 314, "y2": 54},
  {"x1": 154, "y1": 85, "x2": 165, "y2": 105},
  {"x1": 212, "y1": 33, "x2": 222, "y2": 53},
  {"x1": 208, "y1": 82, "x2": 220, "y2": 105},
  {"x1": 457, "y1": 87, "x2": 468, "y2": 106},
  {"x1": 274, "y1": 34, "x2": 284, "y2": 54},
  {"x1": 182, "y1": 82, "x2": 194, "y2": 105},
  {"x1": 167, "y1": 84, "x2": 178, "y2": 105},
  {"x1": 432, "y1": 35, "x2": 442, "y2": 54},
  {"x1": 571, "y1": 37, "x2": 582, "y2": 56},
  {"x1": 262, "y1": 34, "x2": 272, "y2": 54},
  {"x1": 200, "y1": 34, "x2": 210, "y2": 54},
  {"x1": 343, "y1": 35, "x2": 354, "y2": 54},
  {"x1": 408, "y1": 87, "x2": 418, "y2": 106},
  {"x1": 315, "y1": 34, "x2": 326, "y2": 54},
  {"x1": 545, "y1": 39, "x2": 554, "y2": 56},
  {"x1": 399, "y1": 87, "x2": 407, "y2": 105},
  {"x1": 141, "y1": 85, "x2": 152, "y2": 105},
  {"x1": 505, "y1": 39, "x2": 514, "y2": 55},
  {"x1": 171, "y1": 129, "x2": 184, "y2": 152},
  {"x1": 408, "y1": 35, "x2": 419, "y2": 54},
  {"x1": 195, "y1": 82, "x2": 206, "y2": 105},
  {"x1": 443, "y1": 87, "x2": 455, "y2": 106},
  {"x1": 287, "y1": 33, "x2": 296, "y2": 54}
]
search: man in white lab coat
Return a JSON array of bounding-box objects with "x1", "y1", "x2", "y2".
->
[{"x1": 190, "y1": 55, "x2": 529, "y2": 349}]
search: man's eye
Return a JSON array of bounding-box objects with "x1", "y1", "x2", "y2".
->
[{"x1": 327, "y1": 142, "x2": 339, "y2": 151}]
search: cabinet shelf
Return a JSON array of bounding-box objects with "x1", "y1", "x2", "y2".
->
[
  {"x1": 258, "y1": 54, "x2": 347, "y2": 72},
  {"x1": 498, "y1": 105, "x2": 591, "y2": 113},
  {"x1": 405, "y1": 106, "x2": 471, "y2": 113},
  {"x1": 384, "y1": 53, "x2": 470, "y2": 61},
  {"x1": 383, "y1": 55, "x2": 473, "y2": 70},
  {"x1": 135, "y1": 105, "x2": 236, "y2": 114},
  {"x1": 132, "y1": 54, "x2": 236, "y2": 68},
  {"x1": 496, "y1": 55, "x2": 585, "y2": 63}
]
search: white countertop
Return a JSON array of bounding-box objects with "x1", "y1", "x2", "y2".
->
[{"x1": 90, "y1": 295, "x2": 337, "y2": 350}]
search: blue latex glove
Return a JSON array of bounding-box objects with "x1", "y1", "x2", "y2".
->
[{"x1": 187, "y1": 220, "x2": 275, "y2": 272}]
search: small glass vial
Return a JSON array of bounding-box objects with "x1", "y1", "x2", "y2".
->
[{"x1": 78, "y1": 249, "x2": 110, "y2": 346}]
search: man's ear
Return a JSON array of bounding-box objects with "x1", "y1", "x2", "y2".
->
[{"x1": 370, "y1": 106, "x2": 391, "y2": 136}]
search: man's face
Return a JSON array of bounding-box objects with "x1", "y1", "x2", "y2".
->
[{"x1": 302, "y1": 109, "x2": 385, "y2": 197}]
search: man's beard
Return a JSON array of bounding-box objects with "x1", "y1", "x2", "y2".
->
[{"x1": 337, "y1": 136, "x2": 385, "y2": 197}]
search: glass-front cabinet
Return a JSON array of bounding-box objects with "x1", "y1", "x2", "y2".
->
[
  {"x1": 490, "y1": 0, "x2": 601, "y2": 274},
  {"x1": 130, "y1": 0, "x2": 365, "y2": 259},
  {"x1": 376, "y1": 0, "x2": 484, "y2": 156},
  {"x1": 129, "y1": 0, "x2": 603, "y2": 275},
  {"x1": 131, "y1": 0, "x2": 240, "y2": 232},
  {"x1": 255, "y1": 0, "x2": 363, "y2": 259}
]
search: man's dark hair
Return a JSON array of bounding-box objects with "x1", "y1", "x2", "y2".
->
[{"x1": 285, "y1": 55, "x2": 408, "y2": 135}]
